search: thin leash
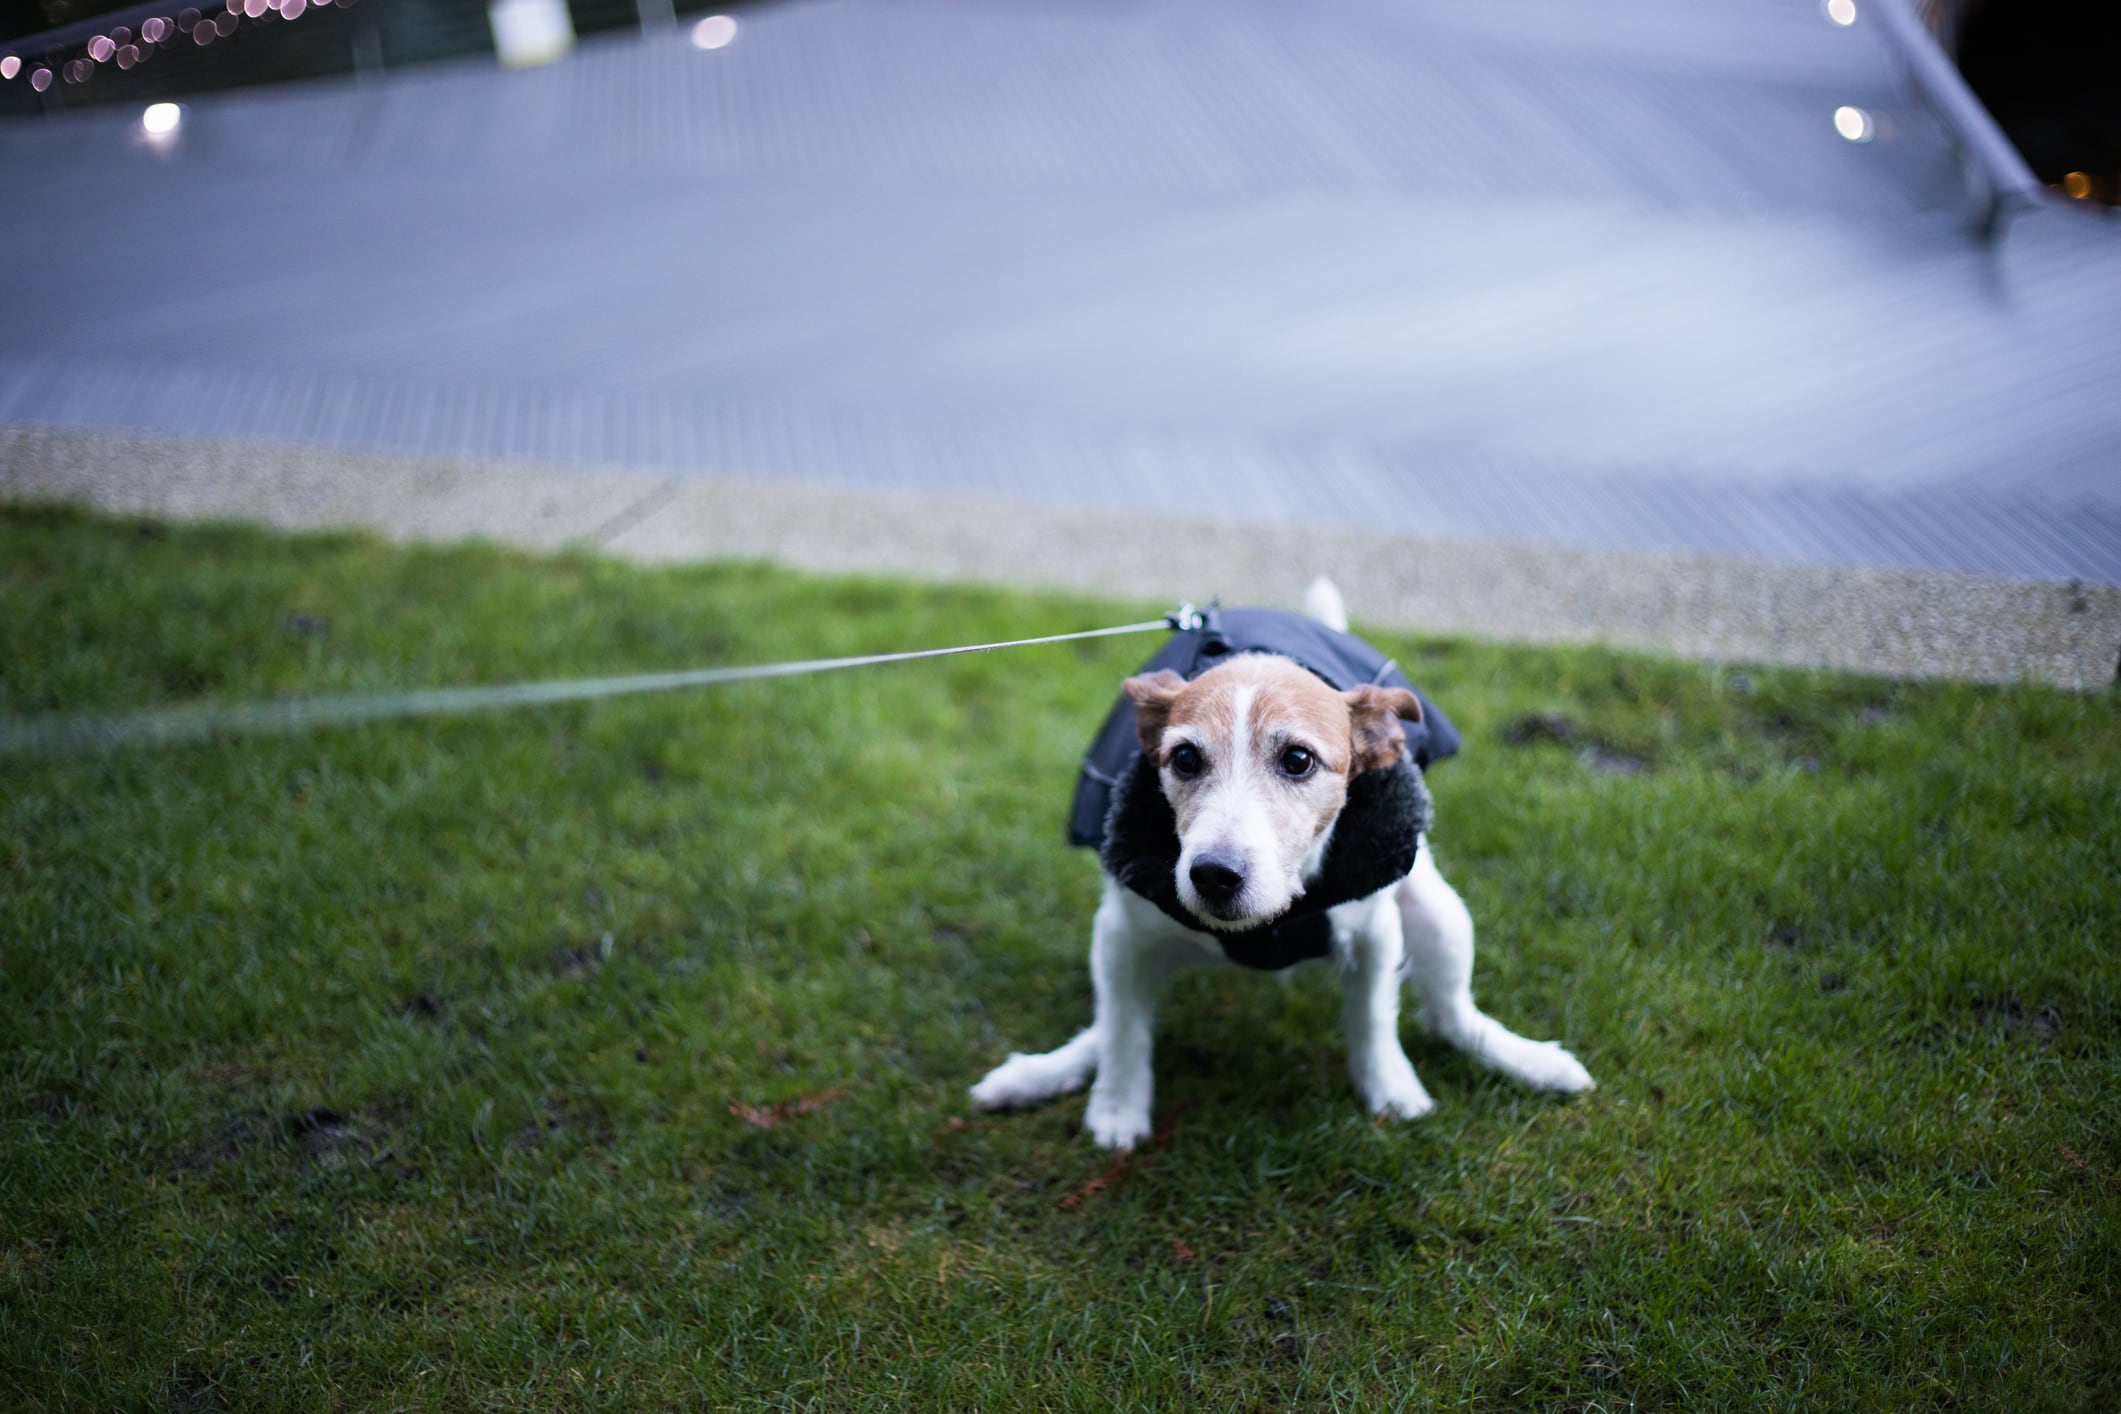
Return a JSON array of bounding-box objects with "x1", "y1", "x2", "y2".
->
[{"x1": 0, "y1": 604, "x2": 1209, "y2": 759}]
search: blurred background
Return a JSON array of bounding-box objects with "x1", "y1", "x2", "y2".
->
[{"x1": 2, "y1": 0, "x2": 2117, "y2": 587}]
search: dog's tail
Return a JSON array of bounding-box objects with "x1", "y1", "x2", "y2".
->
[{"x1": 1304, "y1": 576, "x2": 1349, "y2": 633}]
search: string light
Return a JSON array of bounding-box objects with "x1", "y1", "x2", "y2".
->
[{"x1": 5, "y1": 0, "x2": 349, "y2": 105}]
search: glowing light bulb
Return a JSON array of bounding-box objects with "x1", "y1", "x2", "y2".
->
[
  {"x1": 1833, "y1": 105, "x2": 1874, "y2": 143},
  {"x1": 690, "y1": 14, "x2": 736, "y2": 49},
  {"x1": 142, "y1": 101, "x2": 182, "y2": 134},
  {"x1": 1825, "y1": 0, "x2": 1857, "y2": 25}
]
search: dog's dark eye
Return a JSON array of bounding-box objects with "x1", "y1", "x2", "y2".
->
[
  {"x1": 1279, "y1": 745, "x2": 1316, "y2": 778},
  {"x1": 1168, "y1": 743, "x2": 1204, "y2": 778}
]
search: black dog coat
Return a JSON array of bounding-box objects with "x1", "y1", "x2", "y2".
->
[{"x1": 1066, "y1": 608, "x2": 1460, "y2": 971}]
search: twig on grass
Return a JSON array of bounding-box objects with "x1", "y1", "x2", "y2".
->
[
  {"x1": 729, "y1": 1086, "x2": 847, "y2": 1130},
  {"x1": 1058, "y1": 1107, "x2": 1184, "y2": 1209}
]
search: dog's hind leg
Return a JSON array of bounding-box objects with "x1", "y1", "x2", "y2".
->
[
  {"x1": 970, "y1": 1026, "x2": 1099, "y2": 1112},
  {"x1": 1397, "y1": 844, "x2": 1595, "y2": 1093}
]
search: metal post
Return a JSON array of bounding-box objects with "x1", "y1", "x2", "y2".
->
[{"x1": 1868, "y1": 0, "x2": 2045, "y2": 240}]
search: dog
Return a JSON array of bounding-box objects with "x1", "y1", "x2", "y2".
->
[{"x1": 971, "y1": 579, "x2": 1593, "y2": 1149}]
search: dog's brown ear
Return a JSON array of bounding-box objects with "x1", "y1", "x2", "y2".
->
[
  {"x1": 1123, "y1": 669, "x2": 1188, "y2": 754},
  {"x1": 1343, "y1": 685, "x2": 1421, "y2": 773}
]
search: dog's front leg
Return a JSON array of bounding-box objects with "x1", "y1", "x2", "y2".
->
[
  {"x1": 1084, "y1": 889, "x2": 1161, "y2": 1150},
  {"x1": 1341, "y1": 892, "x2": 1436, "y2": 1120}
]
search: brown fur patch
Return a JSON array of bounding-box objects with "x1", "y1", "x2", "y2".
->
[
  {"x1": 1122, "y1": 669, "x2": 1187, "y2": 754},
  {"x1": 1152, "y1": 656, "x2": 1352, "y2": 769},
  {"x1": 1130, "y1": 656, "x2": 1415, "y2": 778},
  {"x1": 1245, "y1": 670, "x2": 1355, "y2": 776},
  {"x1": 1344, "y1": 685, "x2": 1421, "y2": 773}
]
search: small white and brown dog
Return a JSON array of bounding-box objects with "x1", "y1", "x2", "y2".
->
[{"x1": 971, "y1": 580, "x2": 1593, "y2": 1150}]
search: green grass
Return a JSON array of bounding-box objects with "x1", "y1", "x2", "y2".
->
[{"x1": 2, "y1": 500, "x2": 2117, "y2": 1412}]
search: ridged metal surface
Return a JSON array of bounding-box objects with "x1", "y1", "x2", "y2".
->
[{"x1": 2, "y1": 0, "x2": 2117, "y2": 582}]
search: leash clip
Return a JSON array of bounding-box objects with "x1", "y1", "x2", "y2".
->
[{"x1": 1165, "y1": 602, "x2": 1207, "y2": 632}]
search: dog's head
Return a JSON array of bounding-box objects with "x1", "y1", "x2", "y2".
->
[{"x1": 1123, "y1": 653, "x2": 1421, "y2": 930}]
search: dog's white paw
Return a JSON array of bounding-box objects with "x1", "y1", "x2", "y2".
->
[
  {"x1": 971, "y1": 1052, "x2": 1076, "y2": 1111},
  {"x1": 1519, "y1": 1041, "x2": 1596, "y2": 1094},
  {"x1": 1372, "y1": 1086, "x2": 1436, "y2": 1121},
  {"x1": 1084, "y1": 1095, "x2": 1154, "y2": 1151},
  {"x1": 1356, "y1": 1058, "x2": 1436, "y2": 1121}
]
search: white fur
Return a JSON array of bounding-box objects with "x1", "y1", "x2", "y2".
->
[
  {"x1": 1305, "y1": 576, "x2": 1349, "y2": 633},
  {"x1": 971, "y1": 577, "x2": 1593, "y2": 1148}
]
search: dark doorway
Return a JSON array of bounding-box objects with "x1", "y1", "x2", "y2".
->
[{"x1": 1958, "y1": 0, "x2": 2121, "y2": 203}]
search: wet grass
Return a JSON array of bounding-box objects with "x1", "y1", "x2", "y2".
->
[{"x1": 2, "y1": 501, "x2": 2117, "y2": 1411}]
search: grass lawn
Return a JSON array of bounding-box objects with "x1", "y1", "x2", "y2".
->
[{"x1": 2, "y1": 501, "x2": 2117, "y2": 1411}]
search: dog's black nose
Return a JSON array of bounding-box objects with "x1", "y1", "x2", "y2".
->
[{"x1": 1189, "y1": 854, "x2": 1246, "y2": 906}]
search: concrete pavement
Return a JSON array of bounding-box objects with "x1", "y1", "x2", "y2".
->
[{"x1": 8, "y1": 423, "x2": 2114, "y2": 686}]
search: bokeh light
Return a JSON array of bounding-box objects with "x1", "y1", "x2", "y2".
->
[
  {"x1": 690, "y1": 14, "x2": 737, "y2": 50},
  {"x1": 1832, "y1": 105, "x2": 1874, "y2": 143}
]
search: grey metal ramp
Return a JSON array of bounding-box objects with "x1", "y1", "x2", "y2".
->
[{"x1": 1, "y1": 0, "x2": 2118, "y2": 584}]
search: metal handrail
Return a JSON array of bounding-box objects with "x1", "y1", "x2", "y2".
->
[{"x1": 1867, "y1": 0, "x2": 2045, "y2": 239}]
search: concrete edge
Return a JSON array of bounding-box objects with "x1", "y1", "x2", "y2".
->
[{"x1": 5, "y1": 422, "x2": 2117, "y2": 689}]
